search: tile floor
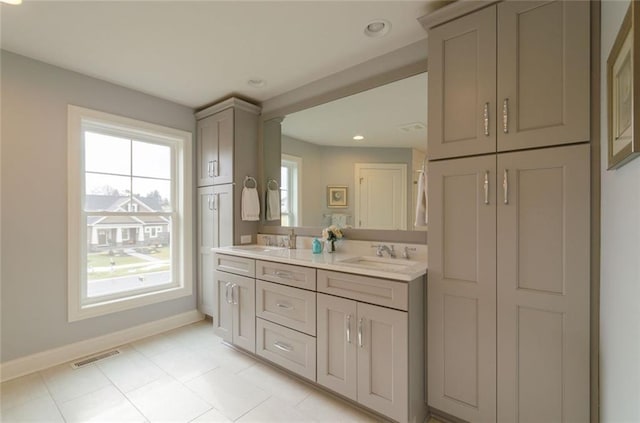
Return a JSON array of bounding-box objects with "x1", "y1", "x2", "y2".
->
[{"x1": 0, "y1": 320, "x2": 439, "y2": 422}]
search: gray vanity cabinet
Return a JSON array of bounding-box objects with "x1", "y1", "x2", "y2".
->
[
  {"x1": 316, "y1": 269, "x2": 425, "y2": 423},
  {"x1": 212, "y1": 270, "x2": 256, "y2": 353},
  {"x1": 428, "y1": 0, "x2": 590, "y2": 160},
  {"x1": 317, "y1": 294, "x2": 408, "y2": 423},
  {"x1": 427, "y1": 144, "x2": 590, "y2": 422}
]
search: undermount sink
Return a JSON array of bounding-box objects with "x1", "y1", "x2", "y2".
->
[
  {"x1": 228, "y1": 245, "x2": 286, "y2": 253},
  {"x1": 337, "y1": 256, "x2": 418, "y2": 272}
]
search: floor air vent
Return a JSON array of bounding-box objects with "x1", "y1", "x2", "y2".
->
[{"x1": 70, "y1": 349, "x2": 121, "y2": 369}]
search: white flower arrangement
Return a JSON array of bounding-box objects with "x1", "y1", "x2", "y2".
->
[{"x1": 321, "y1": 225, "x2": 343, "y2": 241}]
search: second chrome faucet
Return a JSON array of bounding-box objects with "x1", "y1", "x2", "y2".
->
[{"x1": 372, "y1": 244, "x2": 396, "y2": 258}]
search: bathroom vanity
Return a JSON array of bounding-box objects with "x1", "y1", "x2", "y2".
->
[{"x1": 211, "y1": 245, "x2": 427, "y2": 423}]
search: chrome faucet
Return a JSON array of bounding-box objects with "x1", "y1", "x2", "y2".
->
[
  {"x1": 402, "y1": 246, "x2": 417, "y2": 259},
  {"x1": 373, "y1": 244, "x2": 396, "y2": 258},
  {"x1": 287, "y1": 229, "x2": 296, "y2": 249}
]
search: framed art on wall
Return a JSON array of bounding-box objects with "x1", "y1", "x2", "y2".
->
[
  {"x1": 327, "y1": 185, "x2": 348, "y2": 208},
  {"x1": 607, "y1": 1, "x2": 639, "y2": 169}
]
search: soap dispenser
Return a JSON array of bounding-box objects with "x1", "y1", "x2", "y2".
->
[{"x1": 312, "y1": 238, "x2": 322, "y2": 254}]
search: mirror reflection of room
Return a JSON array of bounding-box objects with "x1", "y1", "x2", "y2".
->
[{"x1": 276, "y1": 72, "x2": 428, "y2": 231}]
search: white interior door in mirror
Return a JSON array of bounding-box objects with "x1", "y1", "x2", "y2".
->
[{"x1": 354, "y1": 163, "x2": 407, "y2": 230}]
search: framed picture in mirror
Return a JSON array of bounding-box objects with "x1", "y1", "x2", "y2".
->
[
  {"x1": 327, "y1": 185, "x2": 348, "y2": 208},
  {"x1": 607, "y1": 1, "x2": 639, "y2": 169}
]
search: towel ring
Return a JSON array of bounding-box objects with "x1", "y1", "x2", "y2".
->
[
  {"x1": 244, "y1": 176, "x2": 257, "y2": 189},
  {"x1": 267, "y1": 179, "x2": 279, "y2": 190}
]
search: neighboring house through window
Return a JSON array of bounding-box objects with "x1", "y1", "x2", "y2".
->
[{"x1": 68, "y1": 105, "x2": 193, "y2": 321}]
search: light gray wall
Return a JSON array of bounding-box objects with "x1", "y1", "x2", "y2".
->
[
  {"x1": 282, "y1": 136, "x2": 413, "y2": 228},
  {"x1": 1, "y1": 51, "x2": 197, "y2": 362},
  {"x1": 599, "y1": 1, "x2": 640, "y2": 421}
]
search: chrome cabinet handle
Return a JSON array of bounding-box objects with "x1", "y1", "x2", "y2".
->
[
  {"x1": 274, "y1": 270, "x2": 293, "y2": 279},
  {"x1": 358, "y1": 318, "x2": 364, "y2": 348},
  {"x1": 273, "y1": 341, "x2": 293, "y2": 352},
  {"x1": 346, "y1": 314, "x2": 352, "y2": 344},
  {"x1": 503, "y1": 169, "x2": 509, "y2": 204},
  {"x1": 208, "y1": 194, "x2": 213, "y2": 211},
  {"x1": 483, "y1": 102, "x2": 490, "y2": 136},
  {"x1": 212, "y1": 159, "x2": 219, "y2": 177},
  {"x1": 232, "y1": 284, "x2": 238, "y2": 305},
  {"x1": 207, "y1": 160, "x2": 214, "y2": 178},
  {"x1": 276, "y1": 302, "x2": 294, "y2": 310},
  {"x1": 484, "y1": 171, "x2": 490, "y2": 205},
  {"x1": 225, "y1": 282, "x2": 232, "y2": 304},
  {"x1": 213, "y1": 193, "x2": 218, "y2": 211},
  {"x1": 502, "y1": 98, "x2": 509, "y2": 134}
]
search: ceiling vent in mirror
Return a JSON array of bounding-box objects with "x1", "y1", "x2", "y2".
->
[
  {"x1": 398, "y1": 122, "x2": 426, "y2": 133},
  {"x1": 247, "y1": 78, "x2": 266, "y2": 88},
  {"x1": 364, "y1": 19, "x2": 391, "y2": 37}
]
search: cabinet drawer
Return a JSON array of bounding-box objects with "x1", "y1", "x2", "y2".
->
[
  {"x1": 256, "y1": 260, "x2": 316, "y2": 290},
  {"x1": 256, "y1": 318, "x2": 316, "y2": 381},
  {"x1": 256, "y1": 281, "x2": 316, "y2": 336},
  {"x1": 214, "y1": 254, "x2": 255, "y2": 278},
  {"x1": 317, "y1": 270, "x2": 408, "y2": 311}
]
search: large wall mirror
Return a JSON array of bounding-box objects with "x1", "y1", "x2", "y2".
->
[{"x1": 262, "y1": 71, "x2": 427, "y2": 233}]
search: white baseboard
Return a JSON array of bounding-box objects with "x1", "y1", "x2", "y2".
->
[{"x1": 0, "y1": 309, "x2": 204, "y2": 382}]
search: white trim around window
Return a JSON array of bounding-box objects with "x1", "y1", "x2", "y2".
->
[
  {"x1": 281, "y1": 154, "x2": 302, "y2": 226},
  {"x1": 67, "y1": 105, "x2": 193, "y2": 322}
]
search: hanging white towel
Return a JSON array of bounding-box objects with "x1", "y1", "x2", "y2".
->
[
  {"x1": 266, "y1": 187, "x2": 280, "y2": 221},
  {"x1": 241, "y1": 187, "x2": 260, "y2": 221},
  {"x1": 414, "y1": 167, "x2": 428, "y2": 227}
]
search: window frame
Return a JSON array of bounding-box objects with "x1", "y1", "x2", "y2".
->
[
  {"x1": 281, "y1": 154, "x2": 302, "y2": 226},
  {"x1": 68, "y1": 105, "x2": 193, "y2": 322}
]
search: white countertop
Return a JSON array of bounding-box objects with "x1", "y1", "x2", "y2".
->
[{"x1": 212, "y1": 246, "x2": 428, "y2": 282}]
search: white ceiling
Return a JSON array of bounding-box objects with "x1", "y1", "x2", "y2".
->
[
  {"x1": 282, "y1": 72, "x2": 427, "y2": 150},
  {"x1": 0, "y1": 1, "x2": 436, "y2": 109}
]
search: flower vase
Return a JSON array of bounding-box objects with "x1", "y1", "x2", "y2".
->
[{"x1": 326, "y1": 240, "x2": 335, "y2": 253}]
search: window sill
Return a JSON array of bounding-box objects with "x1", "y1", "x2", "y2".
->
[{"x1": 68, "y1": 284, "x2": 192, "y2": 322}]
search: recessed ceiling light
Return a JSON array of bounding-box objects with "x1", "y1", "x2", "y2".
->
[
  {"x1": 0, "y1": 0, "x2": 22, "y2": 4},
  {"x1": 353, "y1": 135, "x2": 365, "y2": 141},
  {"x1": 364, "y1": 19, "x2": 391, "y2": 38},
  {"x1": 247, "y1": 78, "x2": 266, "y2": 88}
]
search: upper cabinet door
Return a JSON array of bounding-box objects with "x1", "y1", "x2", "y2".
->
[
  {"x1": 497, "y1": 0, "x2": 590, "y2": 151},
  {"x1": 196, "y1": 108, "x2": 234, "y2": 187},
  {"x1": 197, "y1": 115, "x2": 216, "y2": 187},
  {"x1": 428, "y1": 5, "x2": 497, "y2": 160},
  {"x1": 214, "y1": 108, "x2": 234, "y2": 185}
]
